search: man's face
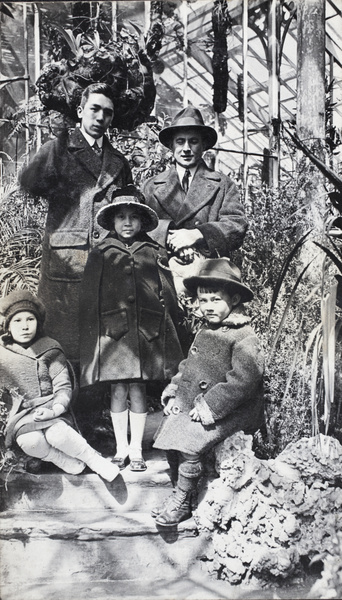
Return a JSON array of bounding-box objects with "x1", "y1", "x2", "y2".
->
[
  {"x1": 171, "y1": 128, "x2": 204, "y2": 169},
  {"x1": 77, "y1": 93, "x2": 114, "y2": 139}
]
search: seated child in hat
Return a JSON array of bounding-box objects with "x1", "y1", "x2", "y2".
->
[
  {"x1": 0, "y1": 289, "x2": 120, "y2": 481},
  {"x1": 79, "y1": 185, "x2": 183, "y2": 472},
  {"x1": 152, "y1": 258, "x2": 264, "y2": 526}
]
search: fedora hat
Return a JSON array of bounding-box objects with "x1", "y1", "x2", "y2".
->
[
  {"x1": 183, "y1": 258, "x2": 254, "y2": 303},
  {"x1": 159, "y1": 106, "x2": 218, "y2": 150},
  {"x1": 96, "y1": 186, "x2": 159, "y2": 232}
]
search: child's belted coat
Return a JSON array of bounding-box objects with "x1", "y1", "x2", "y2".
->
[
  {"x1": 154, "y1": 308, "x2": 264, "y2": 455},
  {"x1": 0, "y1": 335, "x2": 74, "y2": 447},
  {"x1": 79, "y1": 233, "x2": 184, "y2": 387}
]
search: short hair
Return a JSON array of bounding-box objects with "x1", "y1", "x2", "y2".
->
[
  {"x1": 80, "y1": 83, "x2": 115, "y2": 109},
  {"x1": 197, "y1": 284, "x2": 241, "y2": 298}
]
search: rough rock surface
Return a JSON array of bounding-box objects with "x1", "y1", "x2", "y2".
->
[{"x1": 195, "y1": 432, "x2": 342, "y2": 587}]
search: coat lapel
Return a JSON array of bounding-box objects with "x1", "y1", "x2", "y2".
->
[
  {"x1": 68, "y1": 128, "x2": 102, "y2": 181},
  {"x1": 152, "y1": 161, "x2": 222, "y2": 226},
  {"x1": 176, "y1": 161, "x2": 222, "y2": 225},
  {"x1": 96, "y1": 137, "x2": 128, "y2": 191}
]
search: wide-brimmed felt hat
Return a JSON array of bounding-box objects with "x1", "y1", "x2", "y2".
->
[
  {"x1": 0, "y1": 289, "x2": 46, "y2": 330},
  {"x1": 96, "y1": 186, "x2": 159, "y2": 232},
  {"x1": 183, "y1": 258, "x2": 254, "y2": 303},
  {"x1": 159, "y1": 106, "x2": 218, "y2": 150}
]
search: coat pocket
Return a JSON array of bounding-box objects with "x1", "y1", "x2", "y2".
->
[
  {"x1": 47, "y1": 230, "x2": 89, "y2": 281},
  {"x1": 139, "y1": 308, "x2": 163, "y2": 341},
  {"x1": 101, "y1": 309, "x2": 129, "y2": 341}
]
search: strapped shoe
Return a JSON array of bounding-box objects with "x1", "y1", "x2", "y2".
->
[
  {"x1": 129, "y1": 458, "x2": 147, "y2": 472},
  {"x1": 112, "y1": 456, "x2": 129, "y2": 470}
]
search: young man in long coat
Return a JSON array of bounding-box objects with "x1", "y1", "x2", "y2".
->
[
  {"x1": 142, "y1": 106, "x2": 247, "y2": 265},
  {"x1": 19, "y1": 83, "x2": 133, "y2": 364}
]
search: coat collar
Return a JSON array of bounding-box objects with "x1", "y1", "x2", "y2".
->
[
  {"x1": 0, "y1": 334, "x2": 62, "y2": 359},
  {"x1": 67, "y1": 129, "x2": 125, "y2": 190},
  {"x1": 151, "y1": 160, "x2": 223, "y2": 225},
  {"x1": 98, "y1": 232, "x2": 160, "y2": 255}
]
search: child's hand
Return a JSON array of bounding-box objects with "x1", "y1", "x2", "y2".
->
[
  {"x1": 34, "y1": 407, "x2": 55, "y2": 421},
  {"x1": 189, "y1": 407, "x2": 201, "y2": 422},
  {"x1": 163, "y1": 398, "x2": 175, "y2": 416}
]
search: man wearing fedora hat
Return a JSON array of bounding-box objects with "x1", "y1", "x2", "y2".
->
[
  {"x1": 151, "y1": 257, "x2": 264, "y2": 526},
  {"x1": 142, "y1": 106, "x2": 247, "y2": 267}
]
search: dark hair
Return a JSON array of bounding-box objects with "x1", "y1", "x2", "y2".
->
[
  {"x1": 80, "y1": 83, "x2": 115, "y2": 109},
  {"x1": 197, "y1": 284, "x2": 241, "y2": 298}
]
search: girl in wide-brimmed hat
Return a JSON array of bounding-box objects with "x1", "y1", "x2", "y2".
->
[
  {"x1": 79, "y1": 185, "x2": 183, "y2": 472},
  {"x1": 0, "y1": 289, "x2": 120, "y2": 481}
]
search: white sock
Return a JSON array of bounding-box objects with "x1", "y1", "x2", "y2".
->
[
  {"x1": 111, "y1": 409, "x2": 129, "y2": 458},
  {"x1": 129, "y1": 412, "x2": 147, "y2": 460}
]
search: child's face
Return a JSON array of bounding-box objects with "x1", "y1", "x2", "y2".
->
[
  {"x1": 9, "y1": 311, "x2": 37, "y2": 345},
  {"x1": 197, "y1": 288, "x2": 241, "y2": 324},
  {"x1": 114, "y1": 205, "x2": 142, "y2": 243}
]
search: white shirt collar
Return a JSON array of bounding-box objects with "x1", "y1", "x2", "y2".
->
[
  {"x1": 80, "y1": 127, "x2": 103, "y2": 149},
  {"x1": 176, "y1": 164, "x2": 197, "y2": 183}
]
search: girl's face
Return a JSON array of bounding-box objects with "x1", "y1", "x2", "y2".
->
[
  {"x1": 9, "y1": 311, "x2": 38, "y2": 345},
  {"x1": 197, "y1": 288, "x2": 241, "y2": 324},
  {"x1": 114, "y1": 205, "x2": 142, "y2": 243}
]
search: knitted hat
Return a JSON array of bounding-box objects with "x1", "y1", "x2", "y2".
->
[
  {"x1": 96, "y1": 185, "x2": 159, "y2": 232},
  {"x1": 159, "y1": 106, "x2": 218, "y2": 150},
  {"x1": 0, "y1": 290, "x2": 46, "y2": 330},
  {"x1": 183, "y1": 258, "x2": 254, "y2": 303}
]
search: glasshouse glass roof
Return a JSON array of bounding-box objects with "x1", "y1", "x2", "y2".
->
[{"x1": 0, "y1": 0, "x2": 341, "y2": 182}]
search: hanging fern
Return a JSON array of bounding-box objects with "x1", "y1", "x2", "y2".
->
[{"x1": 212, "y1": 0, "x2": 231, "y2": 114}]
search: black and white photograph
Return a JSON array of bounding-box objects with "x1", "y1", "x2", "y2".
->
[{"x1": 0, "y1": 1, "x2": 341, "y2": 599}]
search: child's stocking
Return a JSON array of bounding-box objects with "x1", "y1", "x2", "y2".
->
[
  {"x1": 111, "y1": 409, "x2": 129, "y2": 459},
  {"x1": 129, "y1": 411, "x2": 147, "y2": 461},
  {"x1": 42, "y1": 446, "x2": 86, "y2": 475},
  {"x1": 45, "y1": 422, "x2": 119, "y2": 482}
]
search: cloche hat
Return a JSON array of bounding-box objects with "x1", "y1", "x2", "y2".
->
[
  {"x1": 96, "y1": 186, "x2": 159, "y2": 232},
  {"x1": 159, "y1": 106, "x2": 218, "y2": 150},
  {"x1": 0, "y1": 289, "x2": 46, "y2": 330},
  {"x1": 183, "y1": 258, "x2": 254, "y2": 303}
]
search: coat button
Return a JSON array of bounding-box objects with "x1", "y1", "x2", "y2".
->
[
  {"x1": 124, "y1": 266, "x2": 132, "y2": 274},
  {"x1": 191, "y1": 346, "x2": 197, "y2": 354},
  {"x1": 199, "y1": 380, "x2": 208, "y2": 390},
  {"x1": 93, "y1": 231, "x2": 100, "y2": 239},
  {"x1": 127, "y1": 295, "x2": 135, "y2": 303}
]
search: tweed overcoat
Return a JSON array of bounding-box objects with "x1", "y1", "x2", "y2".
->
[
  {"x1": 79, "y1": 233, "x2": 184, "y2": 387},
  {"x1": 0, "y1": 335, "x2": 75, "y2": 447},
  {"x1": 142, "y1": 160, "x2": 247, "y2": 256},
  {"x1": 19, "y1": 128, "x2": 133, "y2": 361},
  {"x1": 154, "y1": 309, "x2": 264, "y2": 455}
]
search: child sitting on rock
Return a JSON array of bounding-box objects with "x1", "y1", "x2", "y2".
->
[
  {"x1": 152, "y1": 258, "x2": 265, "y2": 526},
  {"x1": 79, "y1": 186, "x2": 183, "y2": 472},
  {"x1": 0, "y1": 290, "x2": 120, "y2": 482}
]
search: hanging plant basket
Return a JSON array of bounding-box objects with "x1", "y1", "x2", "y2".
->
[{"x1": 36, "y1": 27, "x2": 156, "y2": 131}]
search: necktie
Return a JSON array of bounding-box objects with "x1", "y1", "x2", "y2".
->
[
  {"x1": 92, "y1": 141, "x2": 102, "y2": 156},
  {"x1": 182, "y1": 169, "x2": 191, "y2": 194}
]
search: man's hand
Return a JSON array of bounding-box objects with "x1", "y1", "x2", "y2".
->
[
  {"x1": 167, "y1": 228, "x2": 203, "y2": 253},
  {"x1": 189, "y1": 406, "x2": 201, "y2": 422}
]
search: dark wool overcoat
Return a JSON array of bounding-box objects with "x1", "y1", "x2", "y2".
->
[
  {"x1": 0, "y1": 335, "x2": 74, "y2": 447},
  {"x1": 19, "y1": 128, "x2": 133, "y2": 361},
  {"x1": 154, "y1": 309, "x2": 264, "y2": 455},
  {"x1": 142, "y1": 159, "x2": 247, "y2": 256},
  {"x1": 79, "y1": 233, "x2": 184, "y2": 387}
]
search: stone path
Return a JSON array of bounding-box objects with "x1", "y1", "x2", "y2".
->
[{"x1": 0, "y1": 412, "x2": 242, "y2": 600}]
